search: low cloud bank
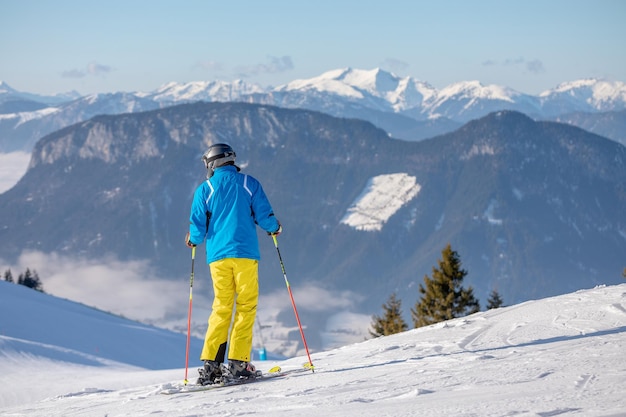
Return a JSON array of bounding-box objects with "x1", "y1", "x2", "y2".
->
[
  {"x1": 4, "y1": 251, "x2": 372, "y2": 354},
  {"x1": 6, "y1": 251, "x2": 200, "y2": 323},
  {"x1": 0, "y1": 152, "x2": 30, "y2": 193}
]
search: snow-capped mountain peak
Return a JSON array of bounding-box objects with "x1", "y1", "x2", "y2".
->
[
  {"x1": 148, "y1": 79, "x2": 266, "y2": 102},
  {"x1": 276, "y1": 68, "x2": 366, "y2": 98},
  {"x1": 0, "y1": 81, "x2": 81, "y2": 105},
  {"x1": 539, "y1": 78, "x2": 626, "y2": 110},
  {"x1": 0, "y1": 81, "x2": 18, "y2": 95},
  {"x1": 275, "y1": 67, "x2": 437, "y2": 111},
  {"x1": 335, "y1": 67, "x2": 399, "y2": 93},
  {"x1": 2, "y1": 68, "x2": 626, "y2": 154},
  {"x1": 545, "y1": 78, "x2": 601, "y2": 94},
  {"x1": 436, "y1": 80, "x2": 521, "y2": 102},
  {"x1": 421, "y1": 80, "x2": 537, "y2": 121}
]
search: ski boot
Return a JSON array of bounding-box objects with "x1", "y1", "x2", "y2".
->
[
  {"x1": 197, "y1": 360, "x2": 224, "y2": 385},
  {"x1": 228, "y1": 360, "x2": 262, "y2": 379}
]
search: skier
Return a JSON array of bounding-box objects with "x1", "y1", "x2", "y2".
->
[{"x1": 185, "y1": 143, "x2": 282, "y2": 385}]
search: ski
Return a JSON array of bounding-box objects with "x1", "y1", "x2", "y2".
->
[{"x1": 160, "y1": 364, "x2": 313, "y2": 395}]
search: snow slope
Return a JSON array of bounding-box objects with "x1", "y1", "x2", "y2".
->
[
  {"x1": 1, "y1": 280, "x2": 625, "y2": 416},
  {"x1": 341, "y1": 173, "x2": 422, "y2": 231},
  {"x1": 0, "y1": 281, "x2": 204, "y2": 371}
]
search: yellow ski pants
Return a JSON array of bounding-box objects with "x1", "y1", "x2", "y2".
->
[{"x1": 200, "y1": 258, "x2": 258, "y2": 363}]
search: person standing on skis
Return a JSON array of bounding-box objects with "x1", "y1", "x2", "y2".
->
[{"x1": 185, "y1": 143, "x2": 282, "y2": 385}]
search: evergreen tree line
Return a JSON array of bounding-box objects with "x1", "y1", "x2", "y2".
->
[
  {"x1": 370, "y1": 243, "x2": 504, "y2": 338},
  {"x1": 3, "y1": 268, "x2": 45, "y2": 292}
]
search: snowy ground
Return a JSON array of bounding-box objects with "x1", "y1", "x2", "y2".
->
[
  {"x1": 341, "y1": 172, "x2": 421, "y2": 231},
  {"x1": 1, "y1": 281, "x2": 625, "y2": 416}
]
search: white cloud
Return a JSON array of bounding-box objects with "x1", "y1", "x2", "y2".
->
[
  {"x1": 503, "y1": 57, "x2": 526, "y2": 66},
  {"x1": 5, "y1": 251, "x2": 205, "y2": 323},
  {"x1": 2, "y1": 251, "x2": 369, "y2": 354},
  {"x1": 235, "y1": 55, "x2": 294, "y2": 78},
  {"x1": 482, "y1": 57, "x2": 545, "y2": 75},
  {"x1": 526, "y1": 59, "x2": 545, "y2": 74},
  {"x1": 257, "y1": 284, "x2": 368, "y2": 354},
  {"x1": 195, "y1": 60, "x2": 224, "y2": 71},
  {"x1": 260, "y1": 284, "x2": 363, "y2": 313},
  {"x1": 381, "y1": 58, "x2": 409, "y2": 72},
  {"x1": 62, "y1": 61, "x2": 113, "y2": 79},
  {"x1": 0, "y1": 152, "x2": 30, "y2": 193}
]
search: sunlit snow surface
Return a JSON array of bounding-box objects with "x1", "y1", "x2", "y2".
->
[
  {"x1": 1, "y1": 281, "x2": 625, "y2": 416},
  {"x1": 341, "y1": 173, "x2": 421, "y2": 231},
  {"x1": 0, "y1": 107, "x2": 60, "y2": 126}
]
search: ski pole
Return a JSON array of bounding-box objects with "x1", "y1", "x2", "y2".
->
[
  {"x1": 271, "y1": 234, "x2": 314, "y2": 371},
  {"x1": 183, "y1": 246, "x2": 196, "y2": 385}
]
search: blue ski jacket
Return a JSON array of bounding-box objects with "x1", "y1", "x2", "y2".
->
[{"x1": 188, "y1": 165, "x2": 280, "y2": 264}]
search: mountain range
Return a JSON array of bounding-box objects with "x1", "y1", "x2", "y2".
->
[
  {"x1": 0, "y1": 102, "x2": 624, "y2": 345},
  {"x1": 1, "y1": 68, "x2": 626, "y2": 153},
  {"x1": 1, "y1": 69, "x2": 625, "y2": 353}
]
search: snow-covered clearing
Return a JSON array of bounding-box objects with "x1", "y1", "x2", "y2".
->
[
  {"x1": 1, "y1": 281, "x2": 625, "y2": 416},
  {"x1": 341, "y1": 173, "x2": 421, "y2": 231}
]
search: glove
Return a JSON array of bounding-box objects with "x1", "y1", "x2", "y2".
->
[
  {"x1": 268, "y1": 222, "x2": 282, "y2": 236},
  {"x1": 185, "y1": 231, "x2": 196, "y2": 248}
]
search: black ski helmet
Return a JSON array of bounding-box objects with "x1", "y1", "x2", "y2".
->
[{"x1": 202, "y1": 143, "x2": 237, "y2": 177}]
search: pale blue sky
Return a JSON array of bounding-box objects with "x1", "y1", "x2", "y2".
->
[{"x1": 1, "y1": 0, "x2": 625, "y2": 96}]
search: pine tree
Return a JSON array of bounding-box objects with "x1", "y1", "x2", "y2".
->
[
  {"x1": 17, "y1": 268, "x2": 44, "y2": 292},
  {"x1": 411, "y1": 244, "x2": 480, "y2": 328},
  {"x1": 486, "y1": 289, "x2": 504, "y2": 309},
  {"x1": 369, "y1": 293, "x2": 408, "y2": 337},
  {"x1": 3, "y1": 269, "x2": 14, "y2": 283}
]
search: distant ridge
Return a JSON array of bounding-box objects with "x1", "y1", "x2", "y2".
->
[{"x1": 1, "y1": 68, "x2": 625, "y2": 152}]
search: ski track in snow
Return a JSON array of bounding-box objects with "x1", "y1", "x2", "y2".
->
[{"x1": 1, "y1": 285, "x2": 626, "y2": 416}]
